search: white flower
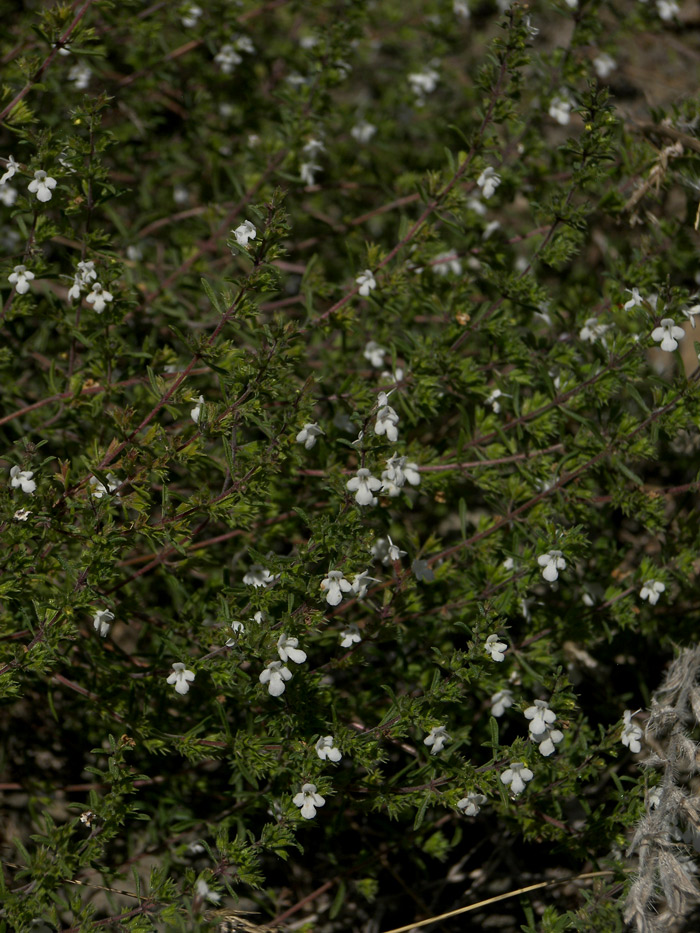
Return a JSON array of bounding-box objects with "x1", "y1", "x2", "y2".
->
[
  {"x1": 233, "y1": 220, "x2": 256, "y2": 247},
  {"x1": 93, "y1": 608, "x2": 115, "y2": 637},
  {"x1": 315, "y1": 736, "x2": 342, "y2": 762},
  {"x1": 682, "y1": 303, "x2": 700, "y2": 328},
  {"x1": 68, "y1": 62, "x2": 92, "y2": 89},
  {"x1": 624, "y1": 287, "x2": 644, "y2": 310},
  {"x1": 356, "y1": 269, "x2": 376, "y2": 297},
  {"x1": 293, "y1": 782, "x2": 325, "y2": 819},
  {"x1": 490, "y1": 688, "x2": 514, "y2": 717},
  {"x1": 593, "y1": 53, "x2": 616, "y2": 78},
  {"x1": 296, "y1": 422, "x2": 324, "y2": 449},
  {"x1": 215, "y1": 44, "x2": 242, "y2": 72},
  {"x1": 453, "y1": 0, "x2": 470, "y2": 18},
  {"x1": 524, "y1": 699, "x2": 556, "y2": 736},
  {"x1": 28, "y1": 169, "x2": 57, "y2": 203},
  {"x1": 10, "y1": 465, "x2": 36, "y2": 494},
  {"x1": 408, "y1": 68, "x2": 439, "y2": 99},
  {"x1": 300, "y1": 162, "x2": 320, "y2": 186},
  {"x1": 167, "y1": 662, "x2": 195, "y2": 695},
  {"x1": 467, "y1": 193, "x2": 487, "y2": 215},
  {"x1": 252, "y1": 610, "x2": 266, "y2": 624},
  {"x1": 243, "y1": 564, "x2": 275, "y2": 587},
  {"x1": 320, "y1": 570, "x2": 352, "y2": 606},
  {"x1": 524, "y1": 14, "x2": 539, "y2": 35},
  {"x1": 502, "y1": 557, "x2": 515, "y2": 571},
  {"x1": 339, "y1": 624, "x2": 361, "y2": 648},
  {"x1": 190, "y1": 395, "x2": 204, "y2": 424},
  {"x1": 457, "y1": 793, "x2": 487, "y2": 817},
  {"x1": 8, "y1": 265, "x2": 35, "y2": 295},
  {"x1": 424, "y1": 725, "x2": 450, "y2": 755},
  {"x1": 380, "y1": 366, "x2": 405, "y2": 384},
  {"x1": 500, "y1": 761, "x2": 534, "y2": 796},
  {"x1": 0, "y1": 155, "x2": 19, "y2": 185},
  {"x1": 549, "y1": 94, "x2": 573, "y2": 125},
  {"x1": 0, "y1": 185, "x2": 16, "y2": 206},
  {"x1": 346, "y1": 468, "x2": 382, "y2": 506},
  {"x1": 89, "y1": 473, "x2": 120, "y2": 498},
  {"x1": 651, "y1": 318, "x2": 684, "y2": 352},
  {"x1": 485, "y1": 389, "x2": 504, "y2": 413},
  {"x1": 195, "y1": 879, "x2": 221, "y2": 904},
  {"x1": 484, "y1": 634, "x2": 507, "y2": 662},
  {"x1": 386, "y1": 535, "x2": 406, "y2": 562},
  {"x1": 433, "y1": 251, "x2": 462, "y2": 276},
  {"x1": 476, "y1": 167, "x2": 500, "y2": 199},
  {"x1": 85, "y1": 282, "x2": 113, "y2": 314},
  {"x1": 13, "y1": 508, "x2": 32, "y2": 521},
  {"x1": 173, "y1": 185, "x2": 190, "y2": 206},
  {"x1": 363, "y1": 340, "x2": 386, "y2": 367},
  {"x1": 657, "y1": 0, "x2": 678, "y2": 18},
  {"x1": 532, "y1": 725, "x2": 564, "y2": 757},
  {"x1": 181, "y1": 4, "x2": 203, "y2": 27},
  {"x1": 277, "y1": 633, "x2": 307, "y2": 665},
  {"x1": 372, "y1": 537, "x2": 397, "y2": 565},
  {"x1": 381, "y1": 453, "x2": 420, "y2": 495},
  {"x1": 482, "y1": 220, "x2": 501, "y2": 240},
  {"x1": 225, "y1": 620, "x2": 245, "y2": 645},
  {"x1": 259, "y1": 660, "x2": 292, "y2": 697},
  {"x1": 537, "y1": 549, "x2": 566, "y2": 582},
  {"x1": 351, "y1": 120, "x2": 376, "y2": 143},
  {"x1": 579, "y1": 317, "x2": 608, "y2": 343},
  {"x1": 351, "y1": 569, "x2": 379, "y2": 598},
  {"x1": 621, "y1": 710, "x2": 643, "y2": 754},
  {"x1": 375, "y1": 397, "x2": 399, "y2": 443},
  {"x1": 640, "y1": 579, "x2": 665, "y2": 605}
]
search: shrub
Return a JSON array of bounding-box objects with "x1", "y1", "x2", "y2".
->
[{"x1": 1, "y1": 1, "x2": 700, "y2": 931}]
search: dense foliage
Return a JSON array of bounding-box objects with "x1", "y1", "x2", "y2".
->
[{"x1": 2, "y1": 1, "x2": 700, "y2": 931}]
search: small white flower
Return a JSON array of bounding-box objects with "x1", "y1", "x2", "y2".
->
[
  {"x1": 351, "y1": 120, "x2": 377, "y2": 143},
  {"x1": 640, "y1": 580, "x2": 665, "y2": 605},
  {"x1": 233, "y1": 220, "x2": 256, "y2": 247},
  {"x1": 93, "y1": 608, "x2": 115, "y2": 637},
  {"x1": 485, "y1": 389, "x2": 504, "y2": 413},
  {"x1": 346, "y1": 468, "x2": 382, "y2": 506},
  {"x1": 13, "y1": 508, "x2": 32, "y2": 521},
  {"x1": 433, "y1": 251, "x2": 462, "y2": 276},
  {"x1": 500, "y1": 762, "x2": 533, "y2": 796},
  {"x1": 621, "y1": 710, "x2": 642, "y2": 754},
  {"x1": 375, "y1": 398, "x2": 399, "y2": 443},
  {"x1": 453, "y1": 0, "x2": 471, "y2": 18},
  {"x1": 8, "y1": 264, "x2": 35, "y2": 295},
  {"x1": 502, "y1": 557, "x2": 515, "y2": 571},
  {"x1": 190, "y1": 395, "x2": 204, "y2": 424},
  {"x1": 579, "y1": 317, "x2": 608, "y2": 343},
  {"x1": 0, "y1": 185, "x2": 16, "y2": 206},
  {"x1": 408, "y1": 68, "x2": 439, "y2": 99},
  {"x1": 68, "y1": 62, "x2": 92, "y2": 89},
  {"x1": 476, "y1": 167, "x2": 500, "y2": 199},
  {"x1": 381, "y1": 453, "x2": 420, "y2": 495},
  {"x1": 682, "y1": 303, "x2": 700, "y2": 328},
  {"x1": 371, "y1": 537, "x2": 396, "y2": 565},
  {"x1": 89, "y1": 474, "x2": 120, "y2": 498},
  {"x1": 300, "y1": 162, "x2": 320, "y2": 186},
  {"x1": 490, "y1": 688, "x2": 514, "y2": 717},
  {"x1": 225, "y1": 620, "x2": 245, "y2": 645},
  {"x1": 173, "y1": 185, "x2": 190, "y2": 206},
  {"x1": 296, "y1": 422, "x2": 324, "y2": 449},
  {"x1": 85, "y1": 282, "x2": 113, "y2": 314},
  {"x1": 215, "y1": 44, "x2": 242, "y2": 72},
  {"x1": 624, "y1": 287, "x2": 644, "y2": 310},
  {"x1": 243, "y1": 564, "x2": 276, "y2": 587},
  {"x1": 651, "y1": 318, "x2": 684, "y2": 353},
  {"x1": 315, "y1": 736, "x2": 342, "y2": 762},
  {"x1": 532, "y1": 725, "x2": 564, "y2": 757},
  {"x1": 356, "y1": 269, "x2": 376, "y2": 297},
  {"x1": 482, "y1": 220, "x2": 501, "y2": 240},
  {"x1": 0, "y1": 155, "x2": 19, "y2": 185},
  {"x1": 195, "y1": 879, "x2": 221, "y2": 904},
  {"x1": 351, "y1": 569, "x2": 379, "y2": 599},
  {"x1": 181, "y1": 3, "x2": 203, "y2": 27},
  {"x1": 259, "y1": 660, "x2": 292, "y2": 697},
  {"x1": 252, "y1": 610, "x2": 266, "y2": 624},
  {"x1": 457, "y1": 793, "x2": 487, "y2": 817},
  {"x1": 549, "y1": 94, "x2": 573, "y2": 125},
  {"x1": 28, "y1": 169, "x2": 57, "y2": 203},
  {"x1": 593, "y1": 53, "x2": 616, "y2": 78},
  {"x1": 537, "y1": 549, "x2": 566, "y2": 582},
  {"x1": 424, "y1": 725, "x2": 450, "y2": 755},
  {"x1": 484, "y1": 634, "x2": 508, "y2": 662},
  {"x1": 649, "y1": 787, "x2": 662, "y2": 809},
  {"x1": 167, "y1": 662, "x2": 195, "y2": 695},
  {"x1": 524, "y1": 699, "x2": 556, "y2": 736},
  {"x1": 386, "y1": 535, "x2": 406, "y2": 562},
  {"x1": 10, "y1": 465, "x2": 36, "y2": 494},
  {"x1": 380, "y1": 366, "x2": 405, "y2": 383},
  {"x1": 467, "y1": 193, "x2": 487, "y2": 215},
  {"x1": 339, "y1": 624, "x2": 361, "y2": 648},
  {"x1": 363, "y1": 340, "x2": 386, "y2": 367},
  {"x1": 293, "y1": 782, "x2": 325, "y2": 819},
  {"x1": 277, "y1": 633, "x2": 307, "y2": 665},
  {"x1": 657, "y1": 0, "x2": 679, "y2": 19},
  {"x1": 320, "y1": 570, "x2": 353, "y2": 606}
]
